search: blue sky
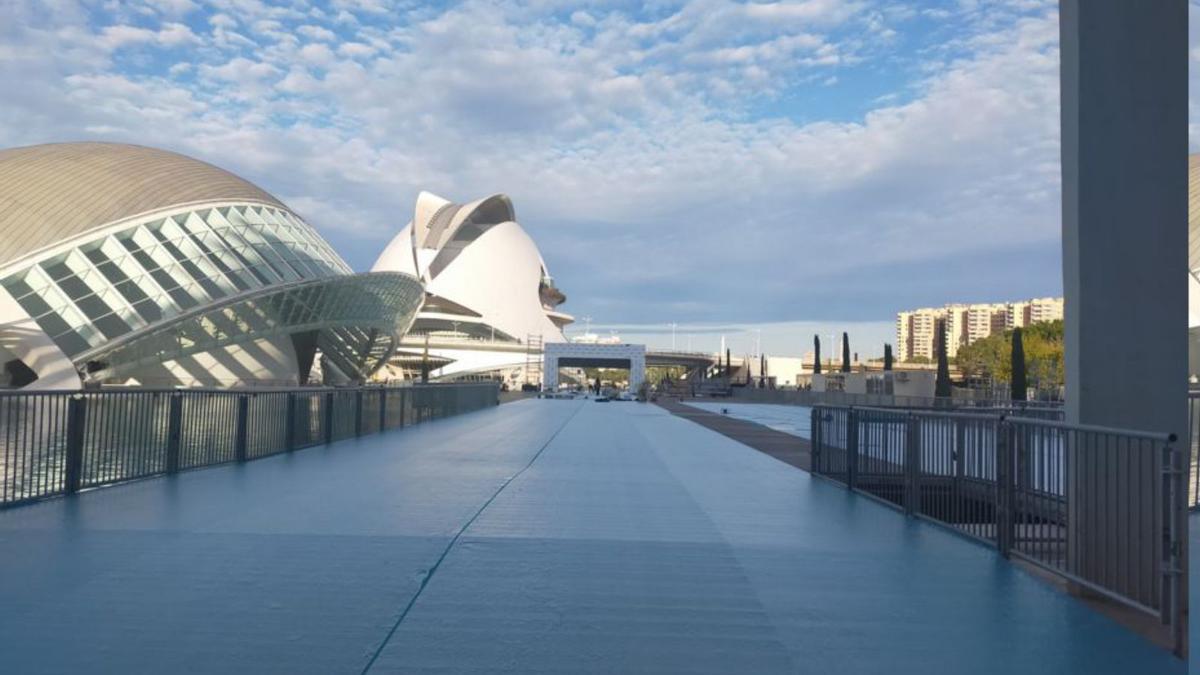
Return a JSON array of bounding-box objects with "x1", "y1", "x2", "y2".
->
[{"x1": 0, "y1": 1, "x2": 1184, "y2": 355}]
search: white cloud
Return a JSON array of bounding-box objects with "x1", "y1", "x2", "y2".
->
[
  {"x1": 141, "y1": 0, "x2": 197, "y2": 18},
  {"x1": 97, "y1": 21, "x2": 199, "y2": 51},
  {"x1": 298, "y1": 24, "x2": 337, "y2": 42},
  {"x1": 0, "y1": 0, "x2": 1073, "y2": 324}
]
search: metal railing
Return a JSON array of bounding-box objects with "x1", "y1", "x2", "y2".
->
[
  {"x1": 811, "y1": 404, "x2": 1184, "y2": 655},
  {"x1": 0, "y1": 382, "x2": 499, "y2": 508},
  {"x1": 731, "y1": 387, "x2": 1066, "y2": 418}
]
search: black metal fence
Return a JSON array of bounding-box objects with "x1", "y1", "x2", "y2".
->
[
  {"x1": 731, "y1": 387, "x2": 1066, "y2": 418},
  {"x1": 0, "y1": 382, "x2": 499, "y2": 507},
  {"x1": 811, "y1": 404, "x2": 1184, "y2": 655}
]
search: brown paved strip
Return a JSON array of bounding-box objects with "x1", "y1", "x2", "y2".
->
[{"x1": 655, "y1": 397, "x2": 811, "y2": 471}]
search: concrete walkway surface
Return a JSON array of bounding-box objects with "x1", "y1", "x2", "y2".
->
[{"x1": 0, "y1": 399, "x2": 1182, "y2": 673}]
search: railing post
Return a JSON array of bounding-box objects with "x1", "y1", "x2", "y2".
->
[
  {"x1": 64, "y1": 394, "x2": 87, "y2": 495},
  {"x1": 354, "y1": 389, "x2": 364, "y2": 437},
  {"x1": 810, "y1": 407, "x2": 821, "y2": 473},
  {"x1": 846, "y1": 408, "x2": 858, "y2": 490},
  {"x1": 399, "y1": 388, "x2": 407, "y2": 428},
  {"x1": 379, "y1": 388, "x2": 388, "y2": 432},
  {"x1": 165, "y1": 392, "x2": 183, "y2": 474},
  {"x1": 995, "y1": 419, "x2": 1013, "y2": 557},
  {"x1": 954, "y1": 418, "x2": 966, "y2": 484},
  {"x1": 1161, "y1": 437, "x2": 1184, "y2": 655},
  {"x1": 905, "y1": 413, "x2": 919, "y2": 516},
  {"x1": 323, "y1": 391, "x2": 334, "y2": 445},
  {"x1": 285, "y1": 393, "x2": 297, "y2": 451},
  {"x1": 234, "y1": 394, "x2": 249, "y2": 462}
]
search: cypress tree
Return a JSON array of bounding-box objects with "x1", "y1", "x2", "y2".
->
[
  {"x1": 935, "y1": 319, "x2": 951, "y2": 398},
  {"x1": 813, "y1": 335, "x2": 822, "y2": 375},
  {"x1": 1011, "y1": 327, "x2": 1027, "y2": 401},
  {"x1": 883, "y1": 344, "x2": 893, "y2": 371},
  {"x1": 725, "y1": 348, "x2": 731, "y2": 377},
  {"x1": 841, "y1": 332, "x2": 851, "y2": 373}
]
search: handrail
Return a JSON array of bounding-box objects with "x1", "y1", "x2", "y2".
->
[
  {"x1": 810, "y1": 402, "x2": 1184, "y2": 656},
  {"x1": 0, "y1": 381, "x2": 500, "y2": 509}
]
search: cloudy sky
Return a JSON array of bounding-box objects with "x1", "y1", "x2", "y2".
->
[{"x1": 0, "y1": 1, "x2": 1189, "y2": 355}]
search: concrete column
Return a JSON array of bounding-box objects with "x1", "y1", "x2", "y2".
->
[
  {"x1": 543, "y1": 355, "x2": 558, "y2": 391},
  {"x1": 1058, "y1": 0, "x2": 1187, "y2": 641},
  {"x1": 1060, "y1": 0, "x2": 1186, "y2": 433}
]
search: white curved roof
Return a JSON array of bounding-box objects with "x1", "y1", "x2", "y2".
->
[
  {"x1": 0, "y1": 142, "x2": 285, "y2": 268},
  {"x1": 373, "y1": 191, "x2": 571, "y2": 368}
]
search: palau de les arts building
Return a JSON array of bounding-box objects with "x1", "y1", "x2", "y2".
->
[{"x1": 0, "y1": 142, "x2": 569, "y2": 390}]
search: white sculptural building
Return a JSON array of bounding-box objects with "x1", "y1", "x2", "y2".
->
[
  {"x1": 0, "y1": 142, "x2": 425, "y2": 389},
  {"x1": 371, "y1": 191, "x2": 573, "y2": 385}
]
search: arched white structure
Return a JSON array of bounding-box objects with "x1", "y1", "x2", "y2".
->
[
  {"x1": 543, "y1": 342, "x2": 645, "y2": 392},
  {"x1": 372, "y1": 191, "x2": 573, "y2": 384},
  {"x1": 0, "y1": 142, "x2": 424, "y2": 389}
]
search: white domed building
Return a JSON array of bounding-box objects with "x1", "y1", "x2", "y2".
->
[
  {"x1": 372, "y1": 191, "x2": 573, "y2": 385},
  {"x1": 0, "y1": 142, "x2": 424, "y2": 389}
]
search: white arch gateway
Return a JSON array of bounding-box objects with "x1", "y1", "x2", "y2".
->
[{"x1": 543, "y1": 342, "x2": 645, "y2": 392}]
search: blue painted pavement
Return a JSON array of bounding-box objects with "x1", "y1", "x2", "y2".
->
[
  {"x1": 684, "y1": 400, "x2": 813, "y2": 439},
  {"x1": 0, "y1": 399, "x2": 1180, "y2": 673}
]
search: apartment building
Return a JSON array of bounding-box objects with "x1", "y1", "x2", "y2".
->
[
  {"x1": 1005, "y1": 297, "x2": 1063, "y2": 329},
  {"x1": 895, "y1": 297, "x2": 1063, "y2": 362}
]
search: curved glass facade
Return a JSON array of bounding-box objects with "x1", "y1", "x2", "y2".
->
[
  {"x1": 84, "y1": 273, "x2": 424, "y2": 383},
  {"x1": 1, "y1": 203, "x2": 351, "y2": 359}
]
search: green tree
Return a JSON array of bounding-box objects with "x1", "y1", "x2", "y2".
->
[
  {"x1": 935, "y1": 319, "x2": 952, "y2": 397},
  {"x1": 883, "y1": 344, "x2": 893, "y2": 371},
  {"x1": 840, "y1": 332, "x2": 851, "y2": 373},
  {"x1": 957, "y1": 320, "x2": 1063, "y2": 392},
  {"x1": 1010, "y1": 328, "x2": 1027, "y2": 401}
]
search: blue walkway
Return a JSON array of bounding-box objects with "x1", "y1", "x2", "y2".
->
[
  {"x1": 684, "y1": 400, "x2": 813, "y2": 438},
  {"x1": 0, "y1": 399, "x2": 1180, "y2": 673}
]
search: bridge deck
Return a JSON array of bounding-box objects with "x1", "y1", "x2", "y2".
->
[{"x1": 0, "y1": 399, "x2": 1180, "y2": 673}]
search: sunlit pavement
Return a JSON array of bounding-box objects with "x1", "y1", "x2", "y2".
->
[{"x1": 0, "y1": 399, "x2": 1181, "y2": 673}]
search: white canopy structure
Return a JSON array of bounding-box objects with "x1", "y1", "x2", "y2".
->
[{"x1": 371, "y1": 191, "x2": 573, "y2": 384}]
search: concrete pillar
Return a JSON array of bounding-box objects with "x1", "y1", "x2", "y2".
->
[
  {"x1": 1060, "y1": 0, "x2": 1186, "y2": 434},
  {"x1": 1058, "y1": 0, "x2": 1187, "y2": 642},
  {"x1": 543, "y1": 354, "x2": 558, "y2": 391}
]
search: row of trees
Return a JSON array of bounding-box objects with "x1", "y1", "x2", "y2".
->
[
  {"x1": 807, "y1": 322, "x2": 1052, "y2": 401},
  {"x1": 812, "y1": 333, "x2": 895, "y2": 375}
]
